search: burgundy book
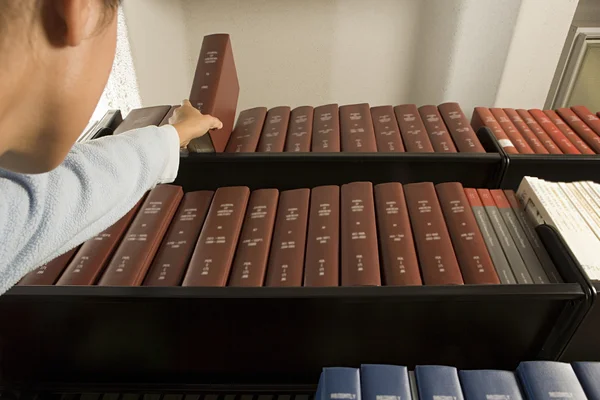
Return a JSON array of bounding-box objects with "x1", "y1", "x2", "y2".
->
[
  {"x1": 394, "y1": 104, "x2": 434, "y2": 153},
  {"x1": 113, "y1": 106, "x2": 172, "y2": 135},
  {"x1": 340, "y1": 182, "x2": 381, "y2": 286},
  {"x1": 57, "y1": 199, "x2": 144, "y2": 286},
  {"x1": 225, "y1": 107, "x2": 268, "y2": 153},
  {"x1": 188, "y1": 33, "x2": 239, "y2": 153},
  {"x1": 256, "y1": 107, "x2": 291, "y2": 152},
  {"x1": 370, "y1": 106, "x2": 405, "y2": 152},
  {"x1": 19, "y1": 248, "x2": 79, "y2": 286},
  {"x1": 304, "y1": 185, "x2": 340, "y2": 287},
  {"x1": 490, "y1": 108, "x2": 535, "y2": 154},
  {"x1": 556, "y1": 108, "x2": 600, "y2": 153},
  {"x1": 374, "y1": 183, "x2": 422, "y2": 286},
  {"x1": 312, "y1": 104, "x2": 341, "y2": 152},
  {"x1": 544, "y1": 110, "x2": 594, "y2": 154},
  {"x1": 572, "y1": 105, "x2": 600, "y2": 137},
  {"x1": 529, "y1": 109, "x2": 580, "y2": 154},
  {"x1": 505, "y1": 108, "x2": 559, "y2": 154},
  {"x1": 339, "y1": 104, "x2": 378, "y2": 152},
  {"x1": 438, "y1": 102, "x2": 485, "y2": 153},
  {"x1": 143, "y1": 191, "x2": 214, "y2": 286},
  {"x1": 228, "y1": 189, "x2": 279, "y2": 287},
  {"x1": 418, "y1": 105, "x2": 458, "y2": 153},
  {"x1": 471, "y1": 107, "x2": 518, "y2": 154},
  {"x1": 183, "y1": 186, "x2": 250, "y2": 286},
  {"x1": 158, "y1": 106, "x2": 179, "y2": 127},
  {"x1": 98, "y1": 185, "x2": 183, "y2": 286},
  {"x1": 265, "y1": 189, "x2": 310, "y2": 287},
  {"x1": 403, "y1": 182, "x2": 464, "y2": 285},
  {"x1": 516, "y1": 109, "x2": 562, "y2": 154},
  {"x1": 436, "y1": 182, "x2": 500, "y2": 284},
  {"x1": 285, "y1": 106, "x2": 314, "y2": 152}
]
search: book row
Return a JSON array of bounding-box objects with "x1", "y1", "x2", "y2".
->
[
  {"x1": 318, "y1": 361, "x2": 599, "y2": 400},
  {"x1": 19, "y1": 180, "x2": 563, "y2": 287}
]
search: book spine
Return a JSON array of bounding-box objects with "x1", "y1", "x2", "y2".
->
[
  {"x1": 544, "y1": 110, "x2": 594, "y2": 154},
  {"x1": 490, "y1": 108, "x2": 535, "y2": 154},
  {"x1": 98, "y1": 185, "x2": 183, "y2": 286},
  {"x1": 183, "y1": 186, "x2": 250, "y2": 286},
  {"x1": 339, "y1": 103, "x2": 378, "y2": 152},
  {"x1": 572, "y1": 362, "x2": 600, "y2": 400},
  {"x1": 517, "y1": 361, "x2": 587, "y2": 400},
  {"x1": 471, "y1": 107, "x2": 518, "y2": 154},
  {"x1": 143, "y1": 191, "x2": 214, "y2": 286},
  {"x1": 418, "y1": 105, "x2": 458, "y2": 153},
  {"x1": 256, "y1": 106, "x2": 291, "y2": 152},
  {"x1": 228, "y1": 189, "x2": 279, "y2": 287},
  {"x1": 529, "y1": 109, "x2": 581, "y2": 154},
  {"x1": 580, "y1": 182, "x2": 600, "y2": 220},
  {"x1": 374, "y1": 183, "x2": 422, "y2": 286},
  {"x1": 225, "y1": 107, "x2": 268, "y2": 153},
  {"x1": 394, "y1": 104, "x2": 435, "y2": 152},
  {"x1": 322, "y1": 368, "x2": 361, "y2": 400},
  {"x1": 370, "y1": 105, "x2": 405, "y2": 152},
  {"x1": 560, "y1": 182, "x2": 600, "y2": 241},
  {"x1": 265, "y1": 189, "x2": 310, "y2": 287},
  {"x1": 438, "y1": 102, "x2": 485, "y2": 153},
  {"x1": 360, "y1": 365, "x2": 411, "y2": 400},
  {"x1": 572, "y1": 105, "x2": 600, "y2": 136},
  {"x1": 312, "y1": 104, "x2": 341, "y2": 152},
  {"x1": 504, "y1": 108, "x2": 554, "y2": 154},
  {"x1": 304, "y1": 185, "x2": 340, "y2": 287},
  {"x1": 404, "y1": 182, "x2": 463, "y2": 285},
  {"x1": 285, "y1": 106, "x2": 314, "y2": 152},
  {"x1": 415, "y1": 365, "x2": 465, "y2": 400},
  {"x1": 19, "y1": 248, "x2": 79, "y2": 286},
  {"x1": 516, "y1": 109, "x2": 563, "y2": 154},
  {"x1": 340, "y1": 182, "x2": 381, "y2": 286},
  {"x1": 436, "y1": 182, "x2": 500, "y2": 284},
  {"x1": 556, "y1": 107, "x2": 600, "y2": 153},
  {"x1": 459, "y1": 370, "x2": 524, "y2": 400}
]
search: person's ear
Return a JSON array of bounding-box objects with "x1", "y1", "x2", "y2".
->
[{"x1": 43, "y1": 0, "x2": 92, "y2": 47}]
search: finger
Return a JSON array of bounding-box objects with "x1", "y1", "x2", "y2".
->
[
  {"x1": 181, "y1": 99, "x2": 193, "y2": 108},
  {"x1": 209, "y1": 117, "x2": 223, "y2": 130}
]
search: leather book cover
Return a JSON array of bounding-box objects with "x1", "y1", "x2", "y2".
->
[
  {"x1": 415, "y1": 366, "x2": 464, "y2": 400},
  {"x1": 459, "y1": 370, "x2": 523, "y2": 400},
  {"x1": 285, "y1": 106, "x2": 314, "y2": 152},
  {"x1": 143, "y1": 191, "x2": 214, "y2": 286},
  {"x1": 256, "y1": 107, "x2": 290, "y2": 152},
  {"x1": 98, "y1": 185, "x2": 183, "y2": 286},
  {"x1": 438, "y1": 102, "x2": 485, "y2": 152},
  {"x1": 312, "y1": 104, "x2": 341, "y2": 152},
  {"x1": 529, "y1": 109, "x2": 580, "y2": 154},
  {"x1": 188, "y1": 33, "x2": 239, "y2": 153},
  {"x1": 183, "y1": 186, "x2": 250, "y2": 286},
  {"x1": 19, "y1": 248, "x2": 79, "y2": 286},
  {"x1": 515, "y1": 109, "x2": 562, "y2": 154},
  {"x1": 556, "y1": 107, "x2": 600, "y2": 153},
  {"x1": 361, "y1": 365, "x2": 411, "y2": 400},
  {"x1": 225, "y1": 107, "x2": 268, "y2": 153},
  {"x1": 436, "y1": 182, "x2": 500, "y2": 284},
  {"x1": 57, "y1": 199, "x2": 144, "y2": 286},
  {"x1": 339, "y1": 104, "x2": 378, "y2": 152},
  {"x1": 340, "y1": 182, "x2": 381, "y2": 286},
  {"x1": 304, "y1": 185, "x2": 340, "y2": 287},
  {"x1": 374, "y1": 183, "x2": 422, "y2": 286},
  {"x1": 158, "y1": 106, "x2": 179, "y2": 127},
  {"x1": 505, "y1": 108, "x2": 558, "y2": 154},
  {"x1": 572, "y1": 105, "x2": 600, "y2": 136},
  {"x1": 403, "y1": 182, "x2": 463, "y2": 285},
  {"x1": 517, "y1": 362, "x2": 587, "y2": 400},
  {"x1": 370, "y1": 106, "x2": 405, "y2": 152},
  {"x1": 228, "y1": 189, "x2": 279, "y2": 287},
  {"x1": 471, "y1": 107, "x2": 518, "y2": 154},
  {"x1": 394, "y1": 104, "x2": 434, "y2": 153},
  {"x1": 113, "y1": 106, "x2": 172, "y2": 135},
  {"x1": 490, "y1": 108, "x2": 535, "y2": 154},
  {"x1": 265, "y1": 189, "x2": 310, "y2": 287},
  {"x1": 418, "y1": 105, "x2": 458, "y2": 153},
  {"x1": 544, "y1": 110, "x2": 593, "y2": 154}
]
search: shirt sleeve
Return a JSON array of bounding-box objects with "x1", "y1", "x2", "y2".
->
[{"x1": 0, "y1": 124, "x2": 180, "y2": 293}]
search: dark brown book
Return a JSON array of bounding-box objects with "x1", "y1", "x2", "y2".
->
[
  {"x1": 438, "y1": 102, "x2": 485, "y2": 153},
  {"x1": 188, "y1": 33, "x2": 239, "y2": 153},
  {"x1": 312, "y1": 104, "x2": 341, "y2": 152},
  {"x1": 572, "y1": 105, "x2": 600, "y2": 137},
  {"x1": 418, "y1": 105, "x2": 457, "y2": 153},
  {"x1": 158, "y1": 106, "x2": 179, "y2": 127},
  {"x1": 403, "y1": 182, "x2": 464, "y2": 285},
  {"x1": 256, "y1": 107, "x2": 291, "y2": 152},
  {"x1": 183, "y1": 186, "x2": 250, "y2": 286},
  {"x1": 490, "y1": 108, "x2": 535, "y2": 154},
  {"x1": 436, "y1": 182, "x2": 500, "y2": 284},
  {"x1": 98, "y1": 185, "x2": 183, "y2": 286},
  {"x1": 304, "y1": 185, "x2": 340, "y2": 287},
  {"x1": 515, "y1": 109, "x2": 562, "y2": 154},
  {"x1": 394, "y1": 104, "x2": 434, "y2": 153},
  {"x1": 225, "y1": 107, "x2": 268, "y2": 153},
  {"x1": 339, "y1": 103, "x2": 378, "y2": 152},
  {"x1": 556, "y1": 108, "x2": 600, "y2": 153},
  {"x1": 143, "y1": 191, "x2": 214, "y2": 286},
  {"x1": 228, "y1": 189, "x2": 279, "y2": 287},
  {"x1": 19, "y1": 248, "x2": 79, "y2": 286},
  {"x1": 57, "y1": 199, "x2": 144, "y2": 286},
  {"x1": 374, "y1": 183, "x2": 421, "y2": 286},
  {"x1": 285, "y1": 106, "x2": 314, "y2": 152},
  {"x1": 113, "y1": 106, "x2": 172, "y2": 135},
  {"x1": 544, "y1": 109, "x2": 594, "y2": 154},
  {"x1": 505, "y1": 108, "x2": 558, "y2": 154},
  {"x1": 472, "y1": 107, "x2": 518, "y2": 154},
  {"x1": 340, "y1": 182, "x2": 381, "y2": 286},
  {"x1": 370, "y1": 106, "x2": 405, "y2": 152},
  {"x1": 265, "y1": 189, "x2": 310, "y2": 287}
]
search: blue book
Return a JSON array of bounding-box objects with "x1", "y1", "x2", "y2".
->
[
  {"x1": 320, "y1": 367, "x2": 361, "y2": 400},
  {"x1": 517, "y1": 361, "x2": 587, "y2": 400},
  {"x1": 361, "y1": 364, "x2": 411, "y2": 400},
  {"x1": 415, "y1": 365, "x2": 464, "y2": 400},
  {"x1": 459, "y1": 370, "x2": 524, "y2": 400},
  {"x1": 572, "y1": 362, "x2": 600, "y2": 400}
]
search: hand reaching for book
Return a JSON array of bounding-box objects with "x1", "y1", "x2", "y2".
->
[{"x1": 169, "y1": 100, "x2": 223, "y2": 148}]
